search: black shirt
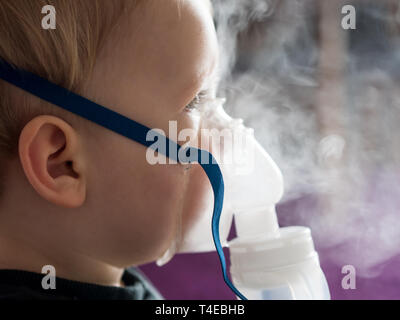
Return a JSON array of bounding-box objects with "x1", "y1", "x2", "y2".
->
[{"x1": 0, "y1": 267, "x2": 163, "y2": 300}]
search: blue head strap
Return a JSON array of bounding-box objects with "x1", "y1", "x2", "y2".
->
[{"x1": 0, "y1": 60, "x2": 246, "y2": 300}]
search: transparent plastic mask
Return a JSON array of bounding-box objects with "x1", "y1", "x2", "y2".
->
[{"x1": 156, "y1": 97, "x2": 284, "y2": 266}]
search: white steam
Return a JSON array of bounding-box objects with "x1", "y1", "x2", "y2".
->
[{"x1": 213, "y1": 0, "x2": 400, "y2": 277}]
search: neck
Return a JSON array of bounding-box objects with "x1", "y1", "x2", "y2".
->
[{"x1": 0, "y1": 232, "x2": 125, "y2": 287}]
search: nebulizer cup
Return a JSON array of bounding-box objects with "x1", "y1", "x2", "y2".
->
[{"x1": 211, "y1": 102, "x2": 330, "y2": 300}]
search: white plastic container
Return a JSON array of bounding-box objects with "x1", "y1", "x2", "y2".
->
[{"x1": 229, "y1": 224, "x2": 330, "y2": 300}]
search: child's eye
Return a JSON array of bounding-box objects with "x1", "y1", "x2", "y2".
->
[{"x1": 185, "y1": 90, "x2": 212, "y2": 112}]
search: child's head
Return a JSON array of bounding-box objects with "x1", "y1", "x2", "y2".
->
[{"x1": 0, "y1": 0, "x2": 218, "y2": 280}]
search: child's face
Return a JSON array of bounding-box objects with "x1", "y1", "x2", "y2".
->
[{"x1": 78, "y1": 0, "x2": 219, "y2": 266}]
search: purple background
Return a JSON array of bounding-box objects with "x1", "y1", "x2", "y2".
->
[{"x1": 140, "y1": 199, "x2": 400, "y2": 300}]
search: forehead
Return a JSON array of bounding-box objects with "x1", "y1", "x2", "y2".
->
[
  {"x1": 93, "y1": 0, "x2": 219, "y2": 119},
  {"x1": 136, "y1": 0, "x2": 218, "y2": 89}
]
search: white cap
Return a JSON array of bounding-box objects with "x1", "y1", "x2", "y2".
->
[{"x1": 229, "y1": 226, "x2": 317, "y2": 276}]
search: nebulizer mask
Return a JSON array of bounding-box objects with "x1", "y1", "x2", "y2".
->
[
  {"x1": 156, "y1": 96, "x2": 331, "y2": 300},
  {"x1": 0, "y1": 60, "x2": 330, "y2": 300}
]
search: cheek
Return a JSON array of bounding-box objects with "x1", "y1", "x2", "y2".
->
[
  {"x1": 83, "y1": 113, "x2": 213, "y2": 264},
  {"x1": 116, "y1": 164, "x2": 186, "y2": 263},
  {"x1": 181, "y1": 164, "x2": 213, "y2": 234},
  {"x1": 87, "y1": 137, "x2": 188, "y2": 265}
]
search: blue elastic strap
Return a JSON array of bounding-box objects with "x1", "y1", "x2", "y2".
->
[{"x1": 0, "y1": 60, "x2": 247, "y2": 300}]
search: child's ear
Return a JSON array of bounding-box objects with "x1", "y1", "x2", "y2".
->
[{"x1": 18, "y1": 115, "x2": 86, "y2": 208}]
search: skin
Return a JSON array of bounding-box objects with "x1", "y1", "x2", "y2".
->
[{"x1": 0, "y1": 0, "x2": 219, "y2": 287}]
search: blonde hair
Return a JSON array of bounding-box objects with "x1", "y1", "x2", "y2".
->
[{"x1": 0, "y1": 0, "x2": 138, "y2": 194}]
